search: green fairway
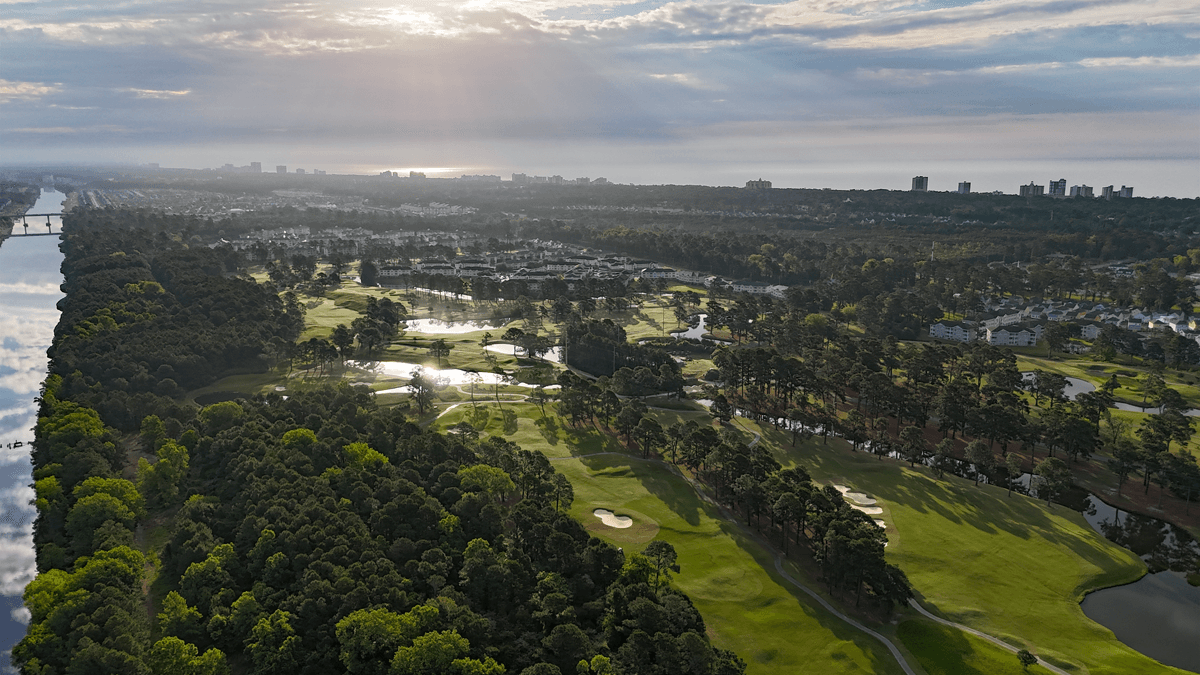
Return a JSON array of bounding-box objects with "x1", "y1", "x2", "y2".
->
[
  {"x1": 435, "y1": 403, "x2": 912, "y2": 674},
  {"x1": 897, "y1": 620, "x2": 1054, "y2": 675},
  {"x1": 742, "y1": 417, "x2": 1190, "y2": 675}
]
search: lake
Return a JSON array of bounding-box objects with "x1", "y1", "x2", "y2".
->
[
  {"x1": 1078, "y1": 493, "x2": 1200, "y2": 672},
  {"x1": 0, "y1": 187, "x2": 65, "y2": 668}
]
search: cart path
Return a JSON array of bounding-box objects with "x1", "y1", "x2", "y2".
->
[{"x1": 907, "y1": 599, "x2": 1070, "y2": 675}]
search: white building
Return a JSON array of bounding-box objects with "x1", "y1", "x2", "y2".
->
[{"x1": 929, "y1": 321, "x2": 974, "y2": 342}]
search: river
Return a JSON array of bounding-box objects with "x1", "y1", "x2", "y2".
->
[{"x1": 0, "y1": 188, "x2": 65, "y2": 670}]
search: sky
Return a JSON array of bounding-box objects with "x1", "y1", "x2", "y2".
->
[{"x1": 1, "y1": 0, "x2": 1198, "y2": 195}]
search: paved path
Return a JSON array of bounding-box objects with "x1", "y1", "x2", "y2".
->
[{"x1": 907, "y1": 599, "x2": 1071, "y2": 675}]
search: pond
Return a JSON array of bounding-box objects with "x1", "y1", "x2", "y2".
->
[
  {"x1": 404, "y1": 318, "x2": 501, "y2": 334},
  {"x1": 1020, "y1": 371, "x2": 1095, "y2": 400},
  {"x1": 1078, "y1": 493, "x2": 1200, "y2": 672},
  {"x1": 671, "y1": 313, "x2": 709, "y2": 340},
  {"x1": 0, "y1": 187, "x2": 65, "y2": 668},
  {"x1": 1112, "y1": 401, "x2": 1200, "y2": 417},
  {"x1": 484, "y1": 344, "x2": 562, "y2": 363},
  {"x1": 670, "y1": 314, "x2": 731, "y2": 344},
  {"x1": 355, "y1": 361, "x2": 509, "y2": 388}
]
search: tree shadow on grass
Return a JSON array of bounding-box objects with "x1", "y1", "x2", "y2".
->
[
  {"x1": 708, "y1": 515, "x2": 910, "y2": 675},
  {"x1": 575, "y1": 452, "x2": 706, "y2": 528},
  {"x1": 533, "y1": 413, "x2": 561, "y2": 446},
  {"x1": 767, "y1": 426, "x2": 1138, "y2": 583}
]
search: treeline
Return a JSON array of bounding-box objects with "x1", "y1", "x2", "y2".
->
[{"x1": 701, "y1": 318, "x2": 1200, "y2": 507}]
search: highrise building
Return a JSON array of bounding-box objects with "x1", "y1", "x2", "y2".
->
[
  {"x1": 1119, "y1": 186, "x2": 1134, "y2": 198},
  {"x1": 745, "y1": 179, "x2": 772, "y2": 190},
  {"x1": 1019, "y1": 182, "x2": 1045, "y2": 197},
  {"x1": 1049, "y1": 178, "x2": 1067, "y2": 197},
  {"x1": 911, "y1": 176, "x2": 928, "y2": 191},
  {"x1": 296, "y1": 168, "x2": 305, "y2": 175},
  {"x1": 250, "y1": 162, "x2": 262, "y2": 173},
  {"x1": 1070, "y1": 185, "x2": 1093, "y2": 198},
  {"x1": 958, "y1": 182, "x2": 971, "y2": 194},
  {"x1": 276, "y1": 165, "x2": 287, "y2": 174}
]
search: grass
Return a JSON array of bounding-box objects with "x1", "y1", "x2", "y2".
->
[
  {"x1": 434, "y1": 403, "x2": 911, "y2": 674},
  {"x1": 739, "y1": 416, "x2": 1191, "y2": 675},
  {"x1": 897, "y1": 620, "x2": 1054, "y2": 675}
]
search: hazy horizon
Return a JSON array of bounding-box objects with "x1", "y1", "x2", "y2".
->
[{"x1": 2, "y1": 1, "x2": 1197, "y2": 197}]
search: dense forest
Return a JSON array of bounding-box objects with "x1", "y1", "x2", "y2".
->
[{"x1": 15, "y1": 225, "x2": 747, "y2": 675}]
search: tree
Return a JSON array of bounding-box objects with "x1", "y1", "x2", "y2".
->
[
  {"x1": 428, "y1": 338, "x2": 452, "y2": 366},
  {"x1": 964, "y1": 440, "x2": 992, "y2": 487},
  {"x1": 158, "y1": 591, "x2": 203, "y2": 643},
  {"x1": 1005, "y1": 452, "x2": 1023, "y2": 497},
  {"x1": 147, "y1": 637, "x2": 229, "y2": 675},
  {"x1": 390, "y1": 629, "x2": 469, "y2": 675},
  {"x1": 1042, "y1": 322, "x2": 1069, "y2": 356},
  {"x1": 457, "y1": 465, "x2": 515, "y2": 501},
  {"x1": 898, "y1": 426, "x2": 927, "y2": 467},
  {"x1": 336, "y1": 608, "x2": 408, "y2": 675},
  {"x1": 1017, "y1": 649, "x2": 1038, "y2": 671},
  {"x1": 360, "y1": 259, "x2": 378, "y2": 286},
  {"x1": 1034, "y1": 457, "x2": 1071, "y2": 505},
  {"x1": 247, "y1": 610, "x2": 300, "y2": 675},
  {"x1": 1107, "y1": 439, "x2": 1140, "y2": 496},
  {"x1": 410, "y1": 370, "x2": 435, "y2": 414},
  {"x1": 634, "y1": 417, "x2": 664, "y2": 459},
  {"x1": 643, "y1": 540, "x2": 680, "y2": 589}
]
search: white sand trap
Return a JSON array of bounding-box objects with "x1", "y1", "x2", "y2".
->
[
  {"x1": 593, "y1": 508, "x2": 633, "y2": 528},
  {"x1": 874, "y1": 519, "x2": 886, "y2": 529},
  {"x1": 833, "y1": 484, "x2": 877, "y2": 506},
  {"x1": 850, "y1": 504, "x2": 884, "y2": 515}
]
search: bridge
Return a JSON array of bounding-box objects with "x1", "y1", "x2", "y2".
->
[{"x1": 2, "y1": 213, "x2": 64, "y2": 236}]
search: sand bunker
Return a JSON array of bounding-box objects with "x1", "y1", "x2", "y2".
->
[
  {"x1": 593, "y1": 508, "x2": 633, "y2": 528},
  {"x1": 850, "y1": 504, "x2": 884, "y2": 515},
  {"x1": 833, "y1": 484, "x2": 877, "y2": 506},
  {"x1": 874, "y1": 519, "x2": 886, "y2": 529}
]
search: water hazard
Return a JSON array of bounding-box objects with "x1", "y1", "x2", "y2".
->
[
  {"x1": 1078, "y1": 493, "x2": 1200, "y2": 672},
  {"x1": 0, "y1": 187, "x2": 65, "y2": 668}
]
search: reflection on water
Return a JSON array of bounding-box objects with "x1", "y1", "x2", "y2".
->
[
  {"x1": 484, "y1": 344, "x2": 562, "y2": 363},
  {"x1": 1112, "y1": 401, "x2": 1200, "y2": 417},
  {"x1": 0, "y1": 188, "x2": 65, "y2": 668},
  {"x1": 405, "y1": 318, "x2": 501, "y2": 334},
  {"x1": 1020, "y1": 371, "x2": 1095, "y2": 401},
  {"x1": 1081, "y1": 494, "x2": 1199, "y2": 574},
  {"x1": 1078, "y1": 493, "x2": 1200, "y2": 672}
]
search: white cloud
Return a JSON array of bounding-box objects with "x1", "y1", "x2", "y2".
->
[
  {"x1": 126, "y1": 87, "x2": 191, "y2": 99},
  {"x1": 0, "y1": 79, "x2": 60, "y2": 104}
]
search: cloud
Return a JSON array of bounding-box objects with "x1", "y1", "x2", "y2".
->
[
  {"x1": 0, "y1": 0, "x2": 1195, "y2": 191},
  {"x1": 126, "y1": 87, "x2": 191, "y2": 99},
  {"x1": 0, "y1": 79, "x2": 59, "y2": 104}
]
